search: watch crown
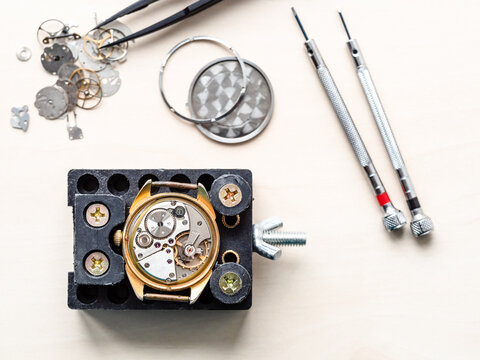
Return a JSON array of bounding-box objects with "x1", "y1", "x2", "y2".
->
[{"x1": 113, "y1": 229, "x2": 123, "y2": 247}]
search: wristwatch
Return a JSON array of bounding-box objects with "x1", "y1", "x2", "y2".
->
[{"x1": 114, "y1": 180, "x2": 220, "y2": 304}]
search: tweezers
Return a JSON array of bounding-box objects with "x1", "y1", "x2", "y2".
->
[{"x1": 95, "y1": 0, "x2": 225, "y2": 49}]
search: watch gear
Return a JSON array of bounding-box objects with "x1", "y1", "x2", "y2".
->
[
  {"x1": 174, "y1": 233, "x2": 210, "y2": 270},
  {"x1": 144, "y1": 208, "x2": 176, "y2": 238}
]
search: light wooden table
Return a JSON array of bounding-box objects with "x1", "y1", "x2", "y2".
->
[{"x1": 1, "y1": 0, "x2": 479, "y2": 359}]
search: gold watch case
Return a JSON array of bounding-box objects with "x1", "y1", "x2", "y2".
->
[{"x1": 121, "y1": 180, "x2": 220, "y2": 304}]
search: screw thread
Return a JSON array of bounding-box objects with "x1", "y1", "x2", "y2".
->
[{"x1": 262, "y1": 231, "x2": 306, "y2": 246}]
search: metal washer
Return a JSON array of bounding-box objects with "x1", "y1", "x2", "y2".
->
[
  {"x1": 16, "y1": 46, "x2": 32, "y2": 62},
  {"x1": 188, "y1": 57, "x2": 274, "y2": 144}
]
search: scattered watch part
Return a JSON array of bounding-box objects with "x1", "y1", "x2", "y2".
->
[
  {"x1": 97, "y1": 28, "x2": 129, "y2": 62},
  {"x1": 189, "y1": 57, "x2": 274, "y2": 144},
  {"x1": 75, "y1": 78, "x2": 103, "y2": 110},
  {"x1": 70, "y1": 67, "x2": 100, "y2": 85},
  {"x1": 41, "y1": 43, "x2": 74, "y2": 75},
  {"x1": 58, "y1": 63, "x2": 79, "y2": 81},
  {"x1": 97, "y1": 66, "x2": 121, "y2": 97},
  {"x1": 37, "y1": 19, "x2": 80, "y2": 46},
  {"x1": 97, "y1": 18, "x2": 133, "y2": 39},
  {"x1": 66, "y1": 112, "x2": 83, "y2": 140},
  {"x1": 10, "y1": 106, "x2": 29, "y2": 132},
  {"x1": 94, "y1": 18, "x2": 132, "y2": 63},
  {"x1": 30, "y1": 18, "x2": 130, "y2": 141},
  {"x1": 56, "y1": 79, "x2": 79, "y2": 112},
  {"x1": 83, "y1": 29, "x2": 111, "y2": 61},
  {"x1": 83, "y1": 28, "x2": 129, "y2": 63},
  {"x1": 78, "y1": 44, "x2": 107, "y2": 72},
  {"x1": 34, "y1": 86, "x2": 69, "y2": 119},
  {"x1": 37, "y1": 19, "x2": 66, "y2": 46},
  {"x1": 16, "y1": 46, "x2": 32, "y2": 62},
  {"x1": 66, "y1": 38, "x2": 81, "y2": 60}
]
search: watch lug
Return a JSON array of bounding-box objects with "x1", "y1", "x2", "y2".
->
[
  {"x1": 197, "y1": 183, "x2": 216, "y2": 220},
  {"x1": 125, "y1": 264, "x2": 145, "y2": 300},
  {"x1": 189, "y1": 270, "x2": 213, "y2": 304},
  {"x1": 130, "y1": 180, "x2": 153, "y2": 214}
]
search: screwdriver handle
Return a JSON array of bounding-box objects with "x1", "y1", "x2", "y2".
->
[
  {"x1": 346, "y1": 39, "x2": 433, "y2": 236},
  {"x1": 307, "y1": 40, "x2": 371, "y2": 166},
  {"x1": 347, "y1": 40, "x2": 405, "y2": 170},
  {"x1": 304, "y1": 39, "x2": 405, "y2": 231}
]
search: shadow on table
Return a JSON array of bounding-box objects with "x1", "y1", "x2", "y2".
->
[{"x1": 78, "y1": 309, "x2": 248, "y2": 348}]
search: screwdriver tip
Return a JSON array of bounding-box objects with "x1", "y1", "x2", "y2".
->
[
  {"x1": 337, "y1": 8, "x2": 352, "y2": 40},
  {"x1": 291, "y1": 7, "x2": 309, "y2": 41}
]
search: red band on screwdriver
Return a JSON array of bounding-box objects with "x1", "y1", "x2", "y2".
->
[{"x1": 376, "y1": 192, "x2": 391, "y2": 206}]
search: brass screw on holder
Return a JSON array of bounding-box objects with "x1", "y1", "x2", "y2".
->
[
  {"x1": 85, "y1": 251, "x2": 109, "y2": 276},
  {"x1": 219, "y1": 272, "x2": 242, "y2": 295},
  {"x1": 219, "y1": 184, "x2": 242, "y2": 208},
  {"x1": 86, "y1": 203, "x2": 110, "y2": 227}
]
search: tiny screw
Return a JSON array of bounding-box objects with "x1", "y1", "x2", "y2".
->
[
  {"x1": 84, "y1": 251, "x2": 109, "y2": 276},
  {"x1": 219, "y1": 184, "x2": 242, "y2": 208},
  {"x1": 174, "y1": 206, "x2": 185, "y2": 217},
  {"x1": 219, "y1": 272, "x2": 242, "y2": 295},
  {"x1": 85, "y1": 203, "x2": 109, "y2": 227}
]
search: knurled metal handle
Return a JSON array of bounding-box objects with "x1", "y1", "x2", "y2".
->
[
  {"x1": 356, "y1": 66, "x2": 405, "y2": 170},
  {"x1": 316, "y1": 66, "x2": 371, "y2": 167}
]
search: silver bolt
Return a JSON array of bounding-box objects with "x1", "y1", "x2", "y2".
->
[
  {"x1": 219, "y1": 184, "x2": 242, "y2": 208},
  {"x1": 86, "y1": 203, "x2": 109, "y2": 227},
  {"x1": 262, "y1": 231, "x2": 307, "y2": 246},
  {"x1": 253, "y1": 217, "x2": 307, "y2": 260},
  {"x1": 84, "y1": 251, "x2": 109, "y2": 276}
]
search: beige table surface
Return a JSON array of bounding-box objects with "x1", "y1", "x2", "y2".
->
[{"x1": 1, "y1": 0, "x2": 479, "y2": 359}]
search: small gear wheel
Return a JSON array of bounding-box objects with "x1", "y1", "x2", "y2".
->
[{"x1": 174, "y1": 233, "x2": 210, "y2": 270}]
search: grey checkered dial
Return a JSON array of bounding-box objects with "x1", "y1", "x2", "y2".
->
[{"x1": 189, "y1": 57, "x2": 274, "y2": 144}]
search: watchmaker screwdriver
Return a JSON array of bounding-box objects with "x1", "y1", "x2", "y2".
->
[
  {"x1": 337, "y1": 10, "x2": 433, "y2": 237},
  {"x1": 292, "y1": 8, "x2": 406, "y2": 232}
]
